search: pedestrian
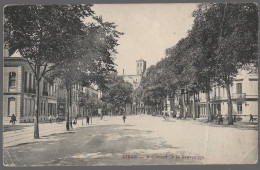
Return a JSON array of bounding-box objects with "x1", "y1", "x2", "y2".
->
[
  {"x1": 73, "y1": 118, "x2": 77, "y2": 125},
  {"x1": 56, "y1": 114, "x2": 59, "y2": 123},
  {"x1": 86, "y1": 115, "x2": 90, "y2": 125},
  {"x1": 249, "y1": 114, "x2": 254, "y2": 123},
  {"x1": 122, "y1": 115, "x2": 126, "y2": 123},
  {"x1": 49, "y1": 115, "x2": 52, "y2": 124},
  {"x1": 11, "y1": 114, "x2": 16, "y2": 125}
]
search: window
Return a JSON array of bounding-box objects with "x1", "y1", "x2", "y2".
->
[
  {"x1": 43, "y1": 82, "x2": 47, "y2": 91},
  {"x1": 217, "y1": 87, "x2": 220, "y2": 97},
  {"x1": 9, "y1": 72, "x2": 16, "y2": 88},
  {"x1": 237, "y1": 103, "x2": 242, "y2": 114},
  {"x1": 140, "y1": 62, "x2": 142, "y2": 67},
  {"x1": 29, "y1": 73, "x2": 32, "y2": 91},
  {"x1": 33, "y1": 76, "x2": 35, "y2": 91},
  {"x1": 26, "y1": 99, "x2": 28, "y2": 116},
  {"x1": 24, "y1": 72, "x2": 27, "y2": 92},
  {"x1": 8, "y1": 98, "x2": 16, "y2": 116},
  {"x1": 44, "y1": 102, "x2": 46, "y2": 115},
  {"x1": 24, "y1": 99, "x2": 27, "y2": 116},
  {"x1": 31, "y1": 99, "x2": 35, "y2": 116},
  {"x1": 236, "y1": 83, "x2": 242, "y2": 94},
  {"x1": 49, "y1": 85, "x2": 51, "y2": 96}
]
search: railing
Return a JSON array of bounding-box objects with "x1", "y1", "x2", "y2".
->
[
  {"x1": 212, "y1": 96, "x2": 221, "y2": 101},
  {"x1": 232, "y1": 93, "x2": 246, "y2": 99},
  {"x1": 42, "y1": 91, "x2": 48, "y2": 96},
  {"x1": 28, "y1": 88, "x2": 36, "y2": 94}
]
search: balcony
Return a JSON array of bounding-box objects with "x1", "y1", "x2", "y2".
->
[
  {"x1": 42, "y1": 91, "x2": 48, "y2": 96},
  {"x1": 28, "y1": 88, "x2": 36, "y2": 94},
  {"x1": 212, "y1": 95, "x2": 221, "y2": 101},
  {"x1": 232, "y1": 93, "x2": 246, "y2": 102},
  {"x1": 232, "y1": 93, "x2": 246, "y2": 99}
]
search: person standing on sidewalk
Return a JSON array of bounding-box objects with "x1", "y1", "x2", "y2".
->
[
  {"x1": 86, "y1": 115, "x2": 90, "y2": 125},
  {"x1": 11, "y1": 114, "x2": 16, "y2": 125},
  {"x1": 49, "y1": 115, "x2": 52, "y2": 124}
]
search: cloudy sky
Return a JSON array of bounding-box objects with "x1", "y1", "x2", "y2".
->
[{"x1": 92, "y1": 3, "x2": 198, "y2": 75}]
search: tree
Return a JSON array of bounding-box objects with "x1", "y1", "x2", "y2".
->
[
  {"x1": 46, "y1": 19, "x2": 123, "y2": 130},
  {"x1": 102, "y1": 74, "x2": 133, "y2": 115},
  {"x1": 4, "y1": 5, "x2": 95, "y2": 138},
  {"x1": 191, "y1": 3, "x2": 258, "y2": 124},
  {"x1": 165, "y1": 36, "x2": 198, "y2": 119}
]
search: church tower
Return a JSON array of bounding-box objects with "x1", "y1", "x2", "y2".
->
[{"x1": 136, "y1": 59, "x2": 146, "y2": 75}]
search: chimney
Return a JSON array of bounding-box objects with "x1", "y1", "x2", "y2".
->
[{"x1": 123, "y1": 69, "x2": 124, "y2": 75}]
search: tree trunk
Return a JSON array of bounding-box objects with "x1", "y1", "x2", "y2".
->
[
  {"x1": 170, "y1": 94, "x2": 175, "y2": 118},
  {"x1": 159, "y1": 102, "x2": 162, "y2": 115},
  {"x1": 136, "y1": 103, "x2": 138, "y2": 115},
  {"x1": 182, "y1": 93, "x2": 186, "y2": 119},
  {"x1": 90, "y1": 107, "x2": 93, "y2": 123},
  {"x1": 225, "y1": 83, "x2": 233, "y2": 125},
  {"x1": 82, "y1": 107, "x2": 84, "y2": 125},
  {"x1": 66, "y1": 87, "x2": 70, "y2": 130},
  {"x1": 34, "y1": 80, "x2": 40, "y2": 139},
  {"x1": 206, "y1": 90, "x2": 212, "y2": 122},
  {"x1": 193, "y1": 94, "x2": 196, "y2": 120},
  {"x1": 69, "y1": 86, "x2": 73, "y2": 129},
  {"x1": 164, "y1": 98, "x2": 167, "y2": 116}
]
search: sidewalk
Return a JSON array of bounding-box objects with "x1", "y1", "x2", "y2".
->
[{"x1": 3, "y1": 118, "x2": 100, "y2": 148}]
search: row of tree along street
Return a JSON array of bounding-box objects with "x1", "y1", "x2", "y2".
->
[
  {"x1": 133, "y1": 3, "x2": 258, "y2": 125},
  {"x1": 4, "y1": 5, "x2": 127, "y2": 138},
  {"x1": 3, "y1": 3, "x2": 258, "y2": 138}
]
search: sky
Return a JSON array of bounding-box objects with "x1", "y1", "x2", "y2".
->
[{"x1": 91, "y1": 4, "x2": 198, "y2": 75}]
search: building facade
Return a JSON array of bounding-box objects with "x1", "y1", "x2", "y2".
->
[
  {"x1": 56, "y1": 83, "x2": 99, "y2": 120},
  {"x1": 122, "y1": 59, "x2": 146, "y2": 89},
  {"x1": 3, "y1": 49, "x2": 99, "y2": 124},
  {"x1": 3, "y1": 49, "x2": 58, "y2": 124},
  {"x1": 122, "y1": 59, "x2": 147, "y2": 114},
  {"x1": 197, "y1": 69, "x2": 258, "y2": 120},
  {"x1": 162, "y1": 69, "x2": 258, "y2": 121}
]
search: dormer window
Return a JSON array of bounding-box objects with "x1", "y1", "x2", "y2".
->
[{"x1": 9, "y1": 72, "x2": 16, "y2": 88}]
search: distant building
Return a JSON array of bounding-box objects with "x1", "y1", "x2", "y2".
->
[
  {"x1": 57, "y1": 84, "x2": 99, "y2": 120},
  {"x1": 122, "y1": 59, "x2": 146, "y2": 89},
  {"x1": 136, "y1": 59, "x2": 146, "y2": 75},
  {"x1": 122, "y1": 59, "x2": 147, "y2": 114}
]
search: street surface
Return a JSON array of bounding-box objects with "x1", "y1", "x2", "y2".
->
[{"x1": 3, "y1": 115, "x2": 258, "y2": 166}]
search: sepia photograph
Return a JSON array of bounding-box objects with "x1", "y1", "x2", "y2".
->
[{"x1": 2, "y1": 2, "x2": 259, "y2": 166}]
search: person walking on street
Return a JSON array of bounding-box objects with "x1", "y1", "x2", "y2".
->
[
  {"x1": 249, "y1": 114, "x2": 254, "y2": 123},
  {"x1": 122, "y1": 115, "x2": 126, "y2": 123}
]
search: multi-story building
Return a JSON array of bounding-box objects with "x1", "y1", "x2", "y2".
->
[
  {"x1": 3, "y1": 48, "x2": 99, "y2": 124},
  {"x1": 3, "y1": 49, "x2": 58, "y2": 124},
  {"x1": 166, "y1": 68, "x2": 258, "y2": 121},
  {"x1": 197, "y1": 69, "x2": 258, "y2": 120},
  {"x1": 56, "y1": 84, "x2": 99, "y2": 119}
]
